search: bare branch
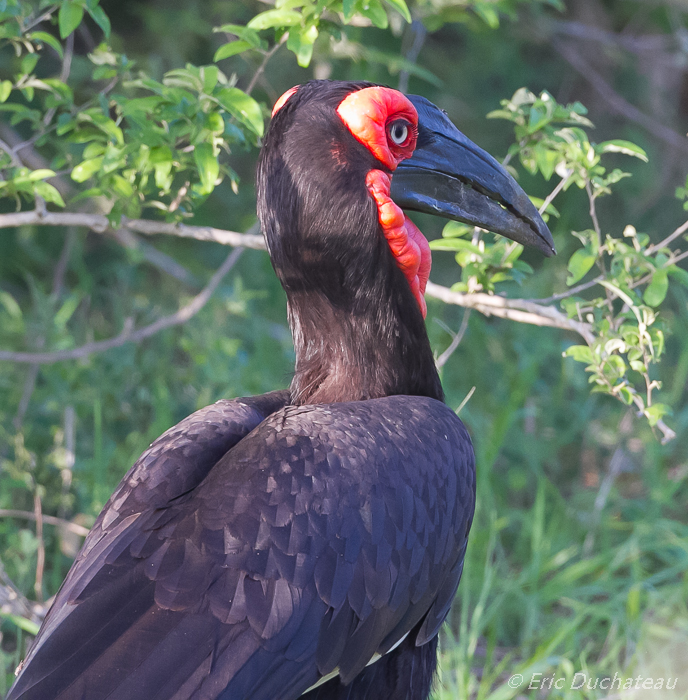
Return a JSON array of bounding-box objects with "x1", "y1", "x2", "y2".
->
[
  {"x1": 398, "y1": 19, "x2": 427, "y2": 94},
  {"x1": 0, "y1": 510, "x2": 89, "y2": 537},
  {"x1": 0, "y1": 209, "x2": 266, "y2": 249},
  {"x1": 245, "y1": 36, "x2": 286, "y2": 97},
  {"x1": 538, "y1": 170, "x2": 572, "y2": 215},
  {"x1": 530, "y1": 275, "x2": 605, "y2": 304},
  {"x1": 111, "y1": 228, "x2": 200, "y2": 287},
  {"x1": 426, "y1": 281, "x2": 595, "y2": 343},
  {"x1": 435, "y1": 309, "x2": 471, "y2": 369},
  {"x1": 646, "y1": 218, "x2": 688, "y2": 255},
  {"x1": 32, "y1": 491, "x2": 45, "y2": 602},
  {"x1": 547, "y1": 20, "x2": 674, "y2": 55},
  {"x1": 43, "y1": 32, "x2": 74, "y2": 127},
  {"x1": 0, "y1": 247, "x2": 243, "y2": 364},
  {"x1": 0, "y1": 558, "x2": 43, "y2": 625},
  {"x1": 554, "y1": 41, "x2": 688, "y2": 155},
  {"x1": 0, "y1": 137, "x2": 23, "y2": 168}
]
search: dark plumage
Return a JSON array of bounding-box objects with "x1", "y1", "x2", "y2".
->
[{"x1": 9, "y1": 79, "x2": 553, "y2": 700}]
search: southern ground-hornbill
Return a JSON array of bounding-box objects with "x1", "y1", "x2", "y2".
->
[{"x1": 8, "y1": 81, "x2": 554, "y2": 700}]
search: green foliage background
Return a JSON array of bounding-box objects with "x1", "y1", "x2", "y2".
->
[{"x1": 0, "y1": 0, "x2": 687, "y2": 697}]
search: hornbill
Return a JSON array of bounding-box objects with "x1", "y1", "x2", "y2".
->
[{"x1": 8, "y1": 81, "x2": 554, "y2": 700}]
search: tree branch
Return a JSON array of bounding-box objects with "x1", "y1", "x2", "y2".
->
[
  {"x1": 0, "y1": 247, "x2": 243, "y2": 364},
  {"x1": 646, "y1": 218, "x2": 688, "y2": 255},
  {"x1": 0, "y1": 209, "x2": 266, "y2": 249},
  {"x1": 554, "y1": 41, "x2": 688, "y2": 155},
  {"x1": 0, "y1": 510, "x2": 89, "y2": 537},
  {"x1": 425, "y1": 281, "x2": 595, "y2": 343},
  {"x1": 0, "y1": 208, "x2": 601, "y2": 356},
  {"x1": 435, "y1": 309, "x2": 471, "y2": 369}
]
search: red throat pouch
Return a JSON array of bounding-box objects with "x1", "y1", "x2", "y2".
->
[{"x1": 366, "y1": 170, "x2": 431, "y2": 318}]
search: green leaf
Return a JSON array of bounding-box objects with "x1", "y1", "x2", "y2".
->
[
  {"x1": 71, "y1": 157, "x2": 104, "y2": 183},
  {"x1": 0, "y1": 80, "x2": 12, "y2": 103},
  {"x1": 473, "y1": 2, "x2": 499, "y2": 28},
  {"x1": 214, "y1": 41, "x2": 253, "y2": 61},
  {"x1": 644, "y1": 403, "x2": 672, "y2": 427},
  {"x1": 33, "y1": 180, "x2": 65, "y2": 207},
  {"x1": 26, "y1": 169, "x2": 56, "y2": 181},
  {"x1": 566, "y1": 248, "x2": 597, "y2": 285},
  {"x1": 342, "y1": 0, "x2": 356, "y2": 21},
  {"x1": 29, "y1": 31, "x2": 64, "y2": 58},
  {"x1": 643, "y1": 268, "x2": 668, "y2": 307},
  {"x1": 384, "y1": 0, "x2": 411, "y2": 22},
  {"x1": 286, "y1": 24, "x2": 318, "y2": 67},
  {"x1": 668, "y1": 265, "x2": 688, "y2": 289},
  {"x1": 215, "y1": 87, "x2": 263, "y2": 138},
  {"x1": 213, "y1": 24, "x2": 263, "y2": 47},
  {"x1": 429, "y1": 238, "x2": 481, "y2": 254},
  {"x1": 58, "y1": 2, "x2": 84, "y2": 38},
  {"x1": 597, "y1": 140, "x2": 648, "y2": 162},
  {"x1": 20, "y1": 53, "x2": 39, "y2": 76},
  {"x1": 87, "y1": 5, "x2": 111, "y2": 38},
  {"x1": 194, "y1": 142, "x2": 219, "y2": 195},
  {"x1": 54, "y1": 294, "x2": 81, "y2": 329},
  {"x1": 442, "y1": 221, "x2": 472, "y2": 238},
  {"x1": 0, "y1": 290, "x2": 22, "y2": 319},
  {"x1": 0, "y1": 613, "x2": 40, "y2": 636},
  {"x1": 358, "y1": 0, "x2": 388, "y2": 29},
  {"x1": 563, "y1": 345, "x2": 595, "y2": 365},
  {"x1": 247, "y1": 9, "x2": 302, "y2": 30}
]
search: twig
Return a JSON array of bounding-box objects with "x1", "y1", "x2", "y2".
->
[
  {"x1": 646, "y1": 218, "x2": 688, "y2": 255},
  {"x1": 669, "y1": 249, "x2": 688, "y2": 266},
  {"x1": 111, "y1": 228, "x2": 200, "y2": 287},
  {"x1": 425, "y1": 281, "x2": 595, "y2": 343},
  {"x1": 52, "y1": 228, "x2": 76, "y2": 299},
  {"x1": 0, "y1": 558, "x2": 42, "y2": 624},
  {"x1": 58, "y1": 405, "x2": 76, "y2": 520},
  {"x1": 0, "y1": 137, "x2": 23, "y2": 168},
  {"x1": 21, "y1": 5, "x2": 58, "y2": 33},
  {"x1": 245, "y1": 37, "x2": 286, "y2": 97},
  {"x1": 436, "y1": 309, "x2": 471, "y2": 369},
  {"x1": 33, "y1": 491, "x2": 44, "y2": 603},
  {"x1": 398, "y1": 20, "x2": 427, "y2": 94},
  {"x1": 546, "y1": 20, "x2": 674, "y2": 55},
  {"x1": 0, "y1": 209, "x2": 266, "y2": 249},
  {"x1": 582, "y1": 445, "x2": 628, "y2": 557},
  {"x1": 0, "y1": 510, "x2": 89, "y2": 538},
  {"x1": 0, "y1": 247, "x2": 243, "y2": 364},
  {"x1": 455, "y1": 386, "x2": 476, "y2": 415},
  {"x1": 554, "y1": 41, "x2": 688, "y2": 155},
  {"x1": 43, "y1": 32, "x2": 73, "y2": 127},
  {"x1": 585, "y1": 180, "x2": 602, "y2": 249},
  {"x1": 538, "y1": 170, "x2": 572, "y2": 215},
  {"x1": 529, "y1": 275, "x2": 605, "y2": 304},
  {"x1": 13, "y1": 364, "x2": 40, "y2": 431}
]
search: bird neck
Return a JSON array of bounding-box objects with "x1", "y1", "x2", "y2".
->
[{"x1": 286, "y1": 259, "x2": 443, "y2": 406}]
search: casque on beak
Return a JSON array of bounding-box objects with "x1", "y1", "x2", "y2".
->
[{"x1": 390, "y1": 95, "x2": 556, "y2": 257}]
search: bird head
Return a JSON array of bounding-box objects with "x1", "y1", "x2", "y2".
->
[{"x1": 257, "y1": 80, "x2": 554, "y2": 321}]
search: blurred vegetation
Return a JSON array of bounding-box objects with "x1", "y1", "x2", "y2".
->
[{"x1": 0, "y1": 0, "x2": 687, "y2": 697}]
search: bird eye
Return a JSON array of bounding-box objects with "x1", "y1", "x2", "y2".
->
[{"x1": 388, "y1": 120, "x2": 410, "y2": 146}]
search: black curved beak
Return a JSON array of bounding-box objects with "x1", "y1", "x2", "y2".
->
[{"x1": 391, "y1": 95, "x2": 556, "y2": 257}]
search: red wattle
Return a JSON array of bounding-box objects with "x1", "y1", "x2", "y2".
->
[{"x1": 366, "y1": 169, "x2": 431, "y2": 318}]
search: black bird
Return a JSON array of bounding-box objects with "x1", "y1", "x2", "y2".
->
[{"x1": 8, "y1": 80, "x2": 554, "y2": 700}]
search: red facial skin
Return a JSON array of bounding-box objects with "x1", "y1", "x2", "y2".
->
[
  {"x1": 271, "y1": 84, "x2": 431, "y2": 317},
  {"x1": 272, "y1": 86, "x2": 298, "y2": 117},
  {"x1": 336, "y1": 87, "x2": 418, "y2": 170},
  {"x1": 337, "y1": 87, "x2": 430, "y2": 317}
]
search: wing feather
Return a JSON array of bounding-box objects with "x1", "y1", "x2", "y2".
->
[{"x1": 9, "y1": 394, "x2": 474, "y2": 700}]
